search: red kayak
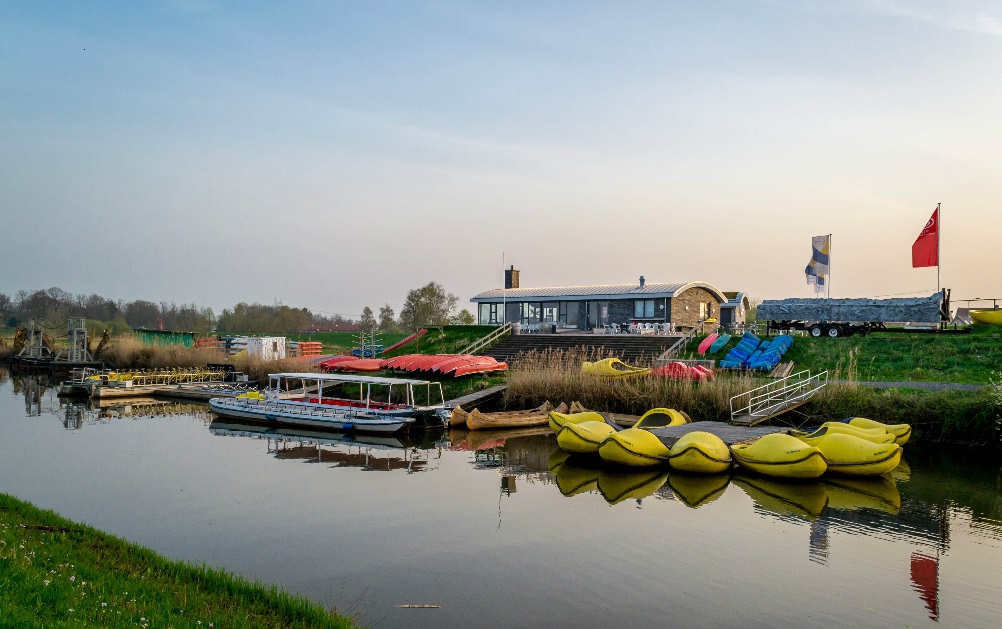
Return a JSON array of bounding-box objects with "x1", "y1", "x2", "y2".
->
[{"x1": 335, "y1": 358, "x2": 385, "y2": 372}]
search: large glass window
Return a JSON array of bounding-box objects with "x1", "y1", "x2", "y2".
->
[
  {"x1": 565, "y1": 302, "x2": 580, "y2": 327},
  {"x1": 479, "y1": 303, "x2": 502, "y2": 324},
  {"x1": 520, "y1": 302, "x2": 540, "y2": 324},
  {"x1": 634, "y1": 299, "x2": 655, "y2": 318},
  {"x1": 542, "y1": 302, "x2": 559, "y2": 323}
]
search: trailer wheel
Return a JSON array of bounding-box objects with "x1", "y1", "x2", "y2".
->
[
  {"x1": 808, "y1": 324, "x2": 824, "y2": 338},
  {"x1": 826, "y1": 325, "x2": 842, "y2": 338}
]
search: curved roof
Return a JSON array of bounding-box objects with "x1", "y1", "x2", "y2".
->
[
  {"x1": 471, "y1": 281, "x2": 727, "y2": 303},
  {"x1": 721, "y1": 292, "x2": 749, "y2": 310}
]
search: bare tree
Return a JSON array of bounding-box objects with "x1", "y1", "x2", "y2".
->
[{"x1": 399, "y1": 282, "x2": 458, "y2": 331}]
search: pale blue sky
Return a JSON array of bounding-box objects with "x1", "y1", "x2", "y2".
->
[{"x1": 3, "y1": 1, "x2": 1000, "y2": 316}]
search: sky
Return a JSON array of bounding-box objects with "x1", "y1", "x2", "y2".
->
[{"x1": 3, "y1": 0, "x2": 1000, "y2": 318}]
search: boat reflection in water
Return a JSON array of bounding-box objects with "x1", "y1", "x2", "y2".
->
[
  {"x1": 209, "y1": 420, "x2": 443, "y2": 473},
  {"x1": 666, "y1": 473, "x2": 731, "y2": 509}
]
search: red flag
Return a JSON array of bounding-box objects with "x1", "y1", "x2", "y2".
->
[{"x1": 912, "y1": 208, "x2": 939, "y2": 268}]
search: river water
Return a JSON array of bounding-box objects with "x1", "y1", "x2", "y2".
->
[{"x1": 1, "y1": 370, "x2": 1000, "y2": 628}]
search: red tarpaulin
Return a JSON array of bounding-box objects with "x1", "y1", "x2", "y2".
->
[{"x1": 912, "y1": 208, "x2": 939, "y2": 268}]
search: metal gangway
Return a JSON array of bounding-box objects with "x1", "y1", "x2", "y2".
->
[{"x1": 729, "y1": 370, "x2": 828, "y2": 426}]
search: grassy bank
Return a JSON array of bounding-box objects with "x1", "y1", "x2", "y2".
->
[
  {"x1": 505, "y1": 349, "x2": 1002, "y2": 447},
  {"x1": 684, "y1": 325, "x2": 1001, "y2": 384},
  {"x1": 0, "y1": 493, "x2": 355, "y2": 628}
]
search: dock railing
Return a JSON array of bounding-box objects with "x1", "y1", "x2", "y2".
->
[
  {"x1": 730, "y1": 370, "x2": 828, "y2": 426},
  {"x1": 458, "y1": 322, "x2": 513, "y2": 356}
]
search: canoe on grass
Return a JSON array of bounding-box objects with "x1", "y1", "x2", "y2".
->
[
  {"x1": 729, "y1": 433, "x2": 827, "y2": 479},
  {"x1": 708, "y1": 334, "x2": 731, "y2": 354},
  {"x1": 581, "y1": 357, "x2": 651, "y2": 378},
  {"x1": 466, "y1": 402, "x2": 568, "y2": 430},
  {"x1": 697, "y1": 333, "x2": 719, "y2": 355}
]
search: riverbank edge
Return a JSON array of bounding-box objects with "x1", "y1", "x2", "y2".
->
[{"x1": 0, "y1": 493, "x2": 357, "y2": 628}]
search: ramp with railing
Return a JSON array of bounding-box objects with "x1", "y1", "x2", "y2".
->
[
  {"x1": 730, "y1": 370, "x2": 828, "y2": 426},
  {"x1": 458, "y1": 323, "x2": 513, "y2": 356}
]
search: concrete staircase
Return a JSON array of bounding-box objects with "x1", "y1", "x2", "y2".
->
[{"x1": 485, "y1": 333, "x2": 684, "y2": 365}]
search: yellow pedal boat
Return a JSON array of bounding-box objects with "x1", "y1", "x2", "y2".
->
[
  {"x1": 597, "y1": 469, "x2": 669, "y2": 505},
  {"x1": 791, "y1": 424, "x2": 895, "y2": 446},
  {"x1": 667, "y1": 473, "x2": 730, "y2": 508},
  {"x1": 667, "y1": 431, "x2": 732, "y2": 474},
  {"x1": 970, "y1": 309, "x2": 1002, "y2": 325},
  {"x1": 581, "y1": 357, "x2": 651, "y2": 378},
  {"x1": 557, "y1": 420, "x2": 618, "y2": 455},
  {"x1": 599, "y1": 428, "x2": 670, "y2": 466},
  {"x1": 549, "y1": 410, "x2": 605, "y2": 434},
  {"x1": 729, "y1": 433, "x2": 828, "y2": 479},
  {"x1": 845, "y1": 417, "x2": 911, "y2": 445},
  {"x1": 810, "y1": 433, "x2": 902, "y2": 476}
]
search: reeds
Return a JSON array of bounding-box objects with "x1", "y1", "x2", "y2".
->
[
  {"x1": 504, "y1": 348, "x2": 760, "y2": 421},
  {"x1": 101, "y1": 338, "x2": 226, "y2": 369}
]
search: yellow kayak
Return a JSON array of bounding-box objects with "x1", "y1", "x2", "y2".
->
[
  {"x1": 634, "y1": 408, "x2": 691, "y2": 428},
  {"x1": 554, "y1": 460, "x2": 602, "y2": 497},
  {"x1": 845, "y1": 417, "x2": 911, "y2": 445},
  {"x1": 730, "y1": 433, "x2": 828, "y2": 479},
  {"x1": 597, "y1": 469, "x2": 669, "y2": 505},
  {"x1": 791, "y1": 424, "x2": 895, "y2": 446},
  {"x1": 732, "y1": 474, "x2": 829, "y2": 518},
  {"x1": 667, "y1": 473, "x2": 730, "y2": 508},
  {"x1": 668, "y1": 431, "x2": 732, "y2": 474},
  {"x1": 810, "y1": 433, "x2": 901, "y2": 476},
  {"x1": 821, "y1": 476, "x2": 901, "y2": 514},
  {"x1": 557, "y1": 421, "x2": 617, "y2": 455},
  {"x1": 970, "y1": 309, "x2": 1002, "y2": 325},
  {"x1": 549, "y1": 410, "x2": 605, "y2": 434},
  {"x1": 581, "y1": 357, "x2": 651, "y2": 378},
  {"x1": 599, "y1": 428, "x2": 671, "y2": 467}
]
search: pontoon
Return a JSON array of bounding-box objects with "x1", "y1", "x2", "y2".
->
[{"x1": 208, "y1": 372, "x2": 447, "y2": 433}]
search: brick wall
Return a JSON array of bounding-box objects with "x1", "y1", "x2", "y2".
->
[{"x1": 669, "y1": 287, "x2": 723, "y2": 329}]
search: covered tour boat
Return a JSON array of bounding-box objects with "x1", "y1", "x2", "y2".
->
[{"x1": 208, "y1": 373, "x2": 447, "y2": 433}]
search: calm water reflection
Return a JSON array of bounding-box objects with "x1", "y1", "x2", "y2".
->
[{"x1": 1, "y1": 370, "x2": 1000, "y2": 628}]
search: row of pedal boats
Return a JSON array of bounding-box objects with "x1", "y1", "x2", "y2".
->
[{"x1": 550, "y1": 409, "x2": 910, "y2": 479}]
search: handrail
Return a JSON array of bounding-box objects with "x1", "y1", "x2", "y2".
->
[
  {"x1": 458, "y1": 322, "x2": 513, "y2": 356},
  {"x1": 657, "y1": 320, "x2": 707, "y2": 361},
  {"x1": 730, "y1": 370, "x2": 828, "y2": 422}
]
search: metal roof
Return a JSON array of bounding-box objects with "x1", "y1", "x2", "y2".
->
[
  {"x1": 269, "y1": 373, "x2": 436, "y2": 386},
  {"x1": 721, "y1": 292, "x2": 748, "y2": 309},
  {"x1": 470, "y1": 281, "x2": 727, "y2": 303}
]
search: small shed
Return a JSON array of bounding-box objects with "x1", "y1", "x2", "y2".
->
[
  {"x1": 133, "y1": 328, "x2": 198, "y2": 348},
  {"x1": 719, "y1": 292, "x2": 750, "y2": 327},
  {"x1": 247, "y1": 337, "x2": 286, "y2": 361}
]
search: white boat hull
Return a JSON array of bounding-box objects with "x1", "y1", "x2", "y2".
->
[{"x1": 208, "y1": 398, "x2": 414, "y2": 434}]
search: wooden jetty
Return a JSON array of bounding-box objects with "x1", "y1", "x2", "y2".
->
[
  {"x1": 445, "y1": 384, "x2": 507, "y2": 411},
  {"x1": 649, "y1": 421, "x2": 787, "y2": 447}
]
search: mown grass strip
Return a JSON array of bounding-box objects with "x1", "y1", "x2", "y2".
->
[{"x1": 0, "y1": 494, "x2": 357, "y2": 628}]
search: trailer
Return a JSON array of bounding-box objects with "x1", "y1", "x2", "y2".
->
[{"x1": 757, "y1": 290, "x2": 950, "y2": 338}]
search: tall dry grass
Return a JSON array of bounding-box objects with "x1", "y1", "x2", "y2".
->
[
  {"x1": 231, "y1": 355, "x2": 317, "y2": 385},
  {"x1": 504, "y1": 349, "x2": 762, "y2": 421}
]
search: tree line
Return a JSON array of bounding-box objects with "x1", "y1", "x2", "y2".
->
[{"x1": 0, "y1": 282, "x2": 477, "y2": 336}]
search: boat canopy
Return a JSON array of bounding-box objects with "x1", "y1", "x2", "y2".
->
[{"x1": 269, "y1": 372, "x2": 438, "y2": 386}]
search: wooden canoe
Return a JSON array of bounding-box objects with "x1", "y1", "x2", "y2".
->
[
  {"x1": 451, "y1": 400, "x2": 552, "y2": 428},
  {"x1": 466, "y1": 402, "x2": 568, "y2": 430}
]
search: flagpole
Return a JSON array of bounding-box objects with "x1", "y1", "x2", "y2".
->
[
  {"x1": 502, "y1": 251, "x2": 506, "y2": 326},
  {"x1": 828, "y1": 233, "x2": 832, "y2": 300},
  {"x1": 936, "y1": 203, "x2": 941, "y2": 295}
]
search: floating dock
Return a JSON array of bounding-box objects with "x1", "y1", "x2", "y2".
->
[{"x1": 649, "y1": 421, "x2": 787, "y2": 446}]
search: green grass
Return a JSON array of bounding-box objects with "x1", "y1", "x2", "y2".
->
[
  {"x1": 0, "y1": 494, "x2": 357, "y2": 628},
  {"x1": 381, "y1": 325, "x2": 499, "y2": 358},
  {"x1": 684, "y1": 325, "x2": 1002, "y2": 384}
]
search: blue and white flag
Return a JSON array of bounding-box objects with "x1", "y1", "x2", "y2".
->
[{"x1": 805, "y1": 235, "x2": 830, "y2": 283}]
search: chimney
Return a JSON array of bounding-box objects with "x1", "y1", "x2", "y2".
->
[
  {"x1": 505, "y1": 265, "x2": 520, "y2": 289},
  {"x1": 639, "y1": 275, "x2": 645, "y2": 288}
]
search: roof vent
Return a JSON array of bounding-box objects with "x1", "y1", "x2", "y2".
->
[{"x1": 639, "y1": 275, "x2": 645, "y2": 288}]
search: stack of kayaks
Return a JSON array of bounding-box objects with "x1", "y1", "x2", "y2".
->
[
  {"x1": 718, "y1": 332, "x2": 761, "y2": 369},
  {"x1": 841, "y1": 417, "x2": 911, "y2": 445},
  {"x1": 696, "y1": 333, "x2": 719, "y2": 355},
  {"x1": 743, "y1": 335, "x2": 793, "y2": 371},
  {"x1": 581, "y1": 357, "x2": 651, "y2": 378},
  {"x1": 651, "y1": 362, "x2": 714, "y2": 381},
  {"x1": 381, "y1": 353, "x2": 508, "y2": 377}
]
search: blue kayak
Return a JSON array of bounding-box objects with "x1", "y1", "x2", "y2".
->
[{"x1": 708, "y1": 334, "x2": 731, "y2": 354}]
